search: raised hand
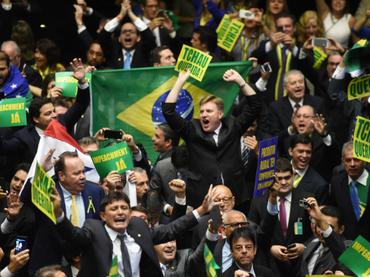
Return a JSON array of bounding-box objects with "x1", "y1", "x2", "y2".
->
[
  {"x1": 70, "y1": 58, "x2": 86, "y2": 84},
  {"x1": 168, "y1": 179, "x2": 186, "y2": 198}
]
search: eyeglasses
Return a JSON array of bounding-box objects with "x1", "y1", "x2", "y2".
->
[
  {"x1": 223, "y1": 222, "x2": 249, "y2": 228},
  {"x1": 121, "y1": 29, "x2": 137, "y2": 34},
  {"x1": 214, "y1": 196, "x2": 233, "y2": 203}
]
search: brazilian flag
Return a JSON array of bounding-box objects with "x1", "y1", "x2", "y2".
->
[
  {"x1": 91, "y1": 61, "x2": 252, "y2": 161},
  {"x1": 204, "y1": 243, "x2": 220, "y2": 277},
  {"x1": 108, "y1": 255, "x2": 119, "y2": 277},
  {"x1": 344, "y1": 39, "x2": 370, "y2": 73}
]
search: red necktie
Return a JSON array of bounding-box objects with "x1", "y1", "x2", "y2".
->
[{"x1": 279, "y1": 197, "x2": 288, "y2": 237}]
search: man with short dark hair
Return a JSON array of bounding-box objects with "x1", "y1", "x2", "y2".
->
[
  {"x1": 288, "y1": 134, "x2": 328, "y2": 203},
  {"x1": 248, "y1": 158, "x2": 313, "y2": 277},
  {"x1": 51, "y1": 187, "x2": 217, "y2": 277},
  {"x1": 151, "y1": 45, "x2": 176, "y2": 67},
  {"x1": 224, "y1": 226, "x2": 274, "y2": 277},
  {"x1": 0, "y1": 58, "x2": 91, "y2": 176},
  {"x1": 191, "y1": 27, "x2": 218, "y2": 58}
]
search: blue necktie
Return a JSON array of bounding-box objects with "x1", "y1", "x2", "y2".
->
[
  {"x1": 349, "y1": 181, "x2": 361, "y2": 220},
  {"x1": 124, "y1": 52, "x2": 131, "y2": 69}
]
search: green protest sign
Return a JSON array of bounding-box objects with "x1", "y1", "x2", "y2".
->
[
  {"x1": 55, "y1": 72, "x2": 92, "y2": 98},
  {"x1": 0, "y1": 97, "x2": 27, "y2": 127},
  {"x1": 31, "y1": 163, "x2": 56, "y2": 224},
  {"x1": 348, "y1": 74, "x2": 370, "y2": 100},
  {"x1": 353, "y1": 116, "x2": 370, "y2": 163},
  {"x1": 216, "y1": 15, "x2": 244, "y2": 52},
  {"x1": 90, "y1": 142, "x2": 133, "y2": 178},
  {"x1": 175, "y1": 44, "x2": 213, "y2": 81},
  {"x1": 339, "y1": 235, "x2": 370, "y2": 277}
]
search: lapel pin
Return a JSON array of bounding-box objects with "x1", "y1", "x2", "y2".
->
[{"x1": 137, "y1": 234, "x2": 141, "y2": 237}]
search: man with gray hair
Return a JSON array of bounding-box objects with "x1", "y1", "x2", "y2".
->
[
  {"x1": 329, "y1": 141, "x2": 370, "y2": 241},
  {"x1": 1, "y1": 40, "x2": 42, "y2": 96},
  {"x1": 268, "y1": 69, "x2": 325, "y2": 138}
]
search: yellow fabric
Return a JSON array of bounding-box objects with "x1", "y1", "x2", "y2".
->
[{"x1": 70, "y1": 195, "x2": 80, "y2": 227}]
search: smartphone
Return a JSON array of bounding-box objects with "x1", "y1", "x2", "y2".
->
[
  {"x1": 260, "y1": 62, "x2": 272, "y2": 73},
  {"x1": 299, "y1": 199, "x2": 310, "y2": 209},
  {"x1": 312, "y1": 37, "x2": 328, "y2": 48},
  {"x1": 210, "y1": 206, "x2": 222, "y2": 229},
  {"x1": 103, "y1": 130, "x2": 123, "y2": 139},
  {"x1": 15, "y1": 236, "x2": 27, "y2": 254},
  {"x1": 239, "y1": 9, "x2": 255, "y2": 20},
  {"x1": 287, "y1": 243, "x2": 296, "y2": 250},
  {"x1": 276, "y1": 26, "x2": 284, "y2": 33},
  {"x1": 157, "y1": 9, "x2": 167, "y2": 18}
]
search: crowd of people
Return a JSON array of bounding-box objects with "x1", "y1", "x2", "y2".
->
[{"x1": 0, "y1": 0, "x2": 370, "y2": 276}]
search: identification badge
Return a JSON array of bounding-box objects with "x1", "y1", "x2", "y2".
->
[{"x1": 294, "y1": 221, "x2": 303, "y2": 235}]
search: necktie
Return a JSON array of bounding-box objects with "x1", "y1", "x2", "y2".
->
[
  {"x1": 349, "y1": 181, "x2": 361, "y2": 220},
  {"x1": 279, "y1": 197, "x2": 288, "y2": 237},
  {"x1": 70, "y1": 195, "x2": 80, "y2": 227},
  {"x1": 241, "y1": 144, "x2": 250, "y2": 168},
  {"x1": 293, "y1": 171, "x2": 303, "y2": 188},
  {"x1": 294, "y1": 103, "x2": 301, "y2": 111},
  {"x1": 124, "y1": 52, "x2": 132, "y2": 69},
  {"x1": 161, "y1": 264, "x2": 167, "y2": 275},
  {"x1": 118, "y1": 234, "x2": 132, "y2": 277}
]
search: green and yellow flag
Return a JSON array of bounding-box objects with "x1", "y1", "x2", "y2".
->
[
  {"x1": 108, "y1": 255, "x2": 119, "y2": 277},
  {"x1": 204, "y1": 243, "x2": 220, "y2": 277},
  {"x1": 344, "y1": 39, "x2": 370, "y2": 73},
  {"x1": 91, "y1": 62, "x2": 252, "y2": 161}
]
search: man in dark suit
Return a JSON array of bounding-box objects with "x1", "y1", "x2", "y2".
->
[
  {"x1": 140, "y1": 0, "x2": 182, "y2": 56},
  {"x1": 279, "y1": 105, "x2": 341, "y2": 181},
  {"x1": 329, "y1": 141, "x2": 370, "y2": 241},
  {"x1": 51, "y1": 187, "x2": 216, "y2": 277},
  {"x1": 288, "y1": 134, "x2": 328, "y2": 203},
  {"x1": 163, "y1": 69, "x2": 261, "y2": 207},
  {"x1": 223, "y1": 226, "x2": 274, "y2": 277},
  {"x1": 0, "y1": 58, "x2": 91, "y2": 175},
  {"x1": 99, "y1": 3, "x2": 156, "y2": 69},
  {"x1": 268, "y1": 69, "x2": 325, "y2": 138},
  {"x1": 248, "y1": 158, "x2": 312, "y2": 277},
  {"x1": 16, "y1": 151, "x2": 105, "y2": 275},
  {"x1": 300, "y1": 200, "x2": 350, "y2": 276}
]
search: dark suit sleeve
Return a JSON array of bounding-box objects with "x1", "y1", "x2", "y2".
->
[
  {"x1": 186, "y1": 237, "x2": 207, "y2": 276},
  {"x1": 78, "y1": 28, "x2": 94, "y2": 50},
  {"x1": 151, "y1": 211, "x2": 198, "y2": 244},
  {"x1": 56, "y1": 217, "x2": 94, "y2": 248},
  {"x1": 234, "y1": 94, "x2": 262, "y2": 136},
  {"x1": 0, "y1": 134, "x2": 26, "y2": 155},
  {"x1": 59, "y1": 85, "x2": 90, "y2": 132},
  {"x1": 162, "y1": 102, "x2": 192, "y2": 140},
  {"x1": 324, "y1": 231, "x2": 346, "y2": 260}
]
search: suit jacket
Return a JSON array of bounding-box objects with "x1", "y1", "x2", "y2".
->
[
  {"x1": 20, "y1": 179, "x2": 105, "y2": 274},
  {"x1": 0, "y1": 86, "x2": 90, "y2": 171},
  {"x1": 300, "y1": 232, "x2": 348, "y2": 276},
  {"x1": 329, "y1": 170, "x2": 370, "y2": 241},
  {"x1": 268, "y1": 95, "x2": 325, "y2": 138},
  {"x1": 248, "y1": 190, "x2": 313, "y2": 277},
  {"x1": 223, "y1": 262, "x2": 275, "y2": 277},
  {"x1": 294, "y1": 166, "x2": 328, "y2": 204},
  {"x1": 56, "y1": 211, "x2": 200, "y2": 277},
  {"x1": 162, "y1": 94, "x2": 261, "y2": 207},
  {"x1": 280, "y1": 132, "x2": 341, "y2": 182}
]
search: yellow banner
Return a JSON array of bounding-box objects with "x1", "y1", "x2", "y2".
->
[
  {"x1": 31, "y1": 163, "x2": 56, "y2": 224},
  {"x1": 353, "y1": 116, "x2": 370, "y2": 163},
  {"x1": 348, "y1": 74, "x2": 370, "y2": 100},
  {"x1": 216, "y1": 15, "x2": 244, "y2": 52},
  {"x1": 175, "y1": 44, "x2": 212, "y2": 82}
]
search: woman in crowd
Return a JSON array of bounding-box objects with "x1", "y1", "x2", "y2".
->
[
  {"x1": 315, "y1": 0, "x2": 356, "y2": 49},
  {"x1": 262, "y1": 0, "x2": 289, "y2": 35},
  {"x1": 296, "y1": 10, "x2": 325, "y2": 45},
  {"x1": 33, "y1": 38, "x2": 65, "y2": 80}
]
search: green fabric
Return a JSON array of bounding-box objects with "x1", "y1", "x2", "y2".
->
[{"x1": 91, "y1": 62, "x2": 253, "y2": 161}]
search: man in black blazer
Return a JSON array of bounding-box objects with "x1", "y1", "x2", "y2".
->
[
  {"x1": 223, "y1": 226, "x2": 274, "y2": 277},
  {"x1": 300, "y1": 200, "x2": 350, "y2": 276},
  {"x1": 163, "y1": 69, "x2": 261, "y2": 207},
  {"x1": 288, "y1": 134, "x2": 329, "y2": 203},
  {"x1": 0, "y1": 59, "x2": 91, "y2": 175},
  {"x1": 329, "y1": 141, "x2": 370, "y2": 241},
  {"x1": 248, "y1": 158, "x2": 312, "y2": 277},
  {"x1": 52, "y1": 188, "x2": 216, "y2": 277},
  {"x1": 268, "y1": 69, "x2": 325, "y2": 138}
]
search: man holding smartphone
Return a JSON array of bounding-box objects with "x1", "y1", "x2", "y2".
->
[{"x1": 248, "y1": 158, "x2": 313, "y2": 277}]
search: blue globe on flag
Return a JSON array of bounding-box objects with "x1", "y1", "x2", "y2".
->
[{"x1": 152, "y1": 89, "x2": 194, "y2": 126}]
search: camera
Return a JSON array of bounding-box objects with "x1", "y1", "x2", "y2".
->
[
  {"x1": 299, "y1": 199, "x2": 310, "y2": 209},
  {"x1": 312, "y1": 37, "x2": 329, "y2": 48},
  {"x1": 260, "y1": 62, "x2": 272, "y2": 73},
  {"x1": 239, "y1": 9, "x2": 255, "y2": 20}
]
